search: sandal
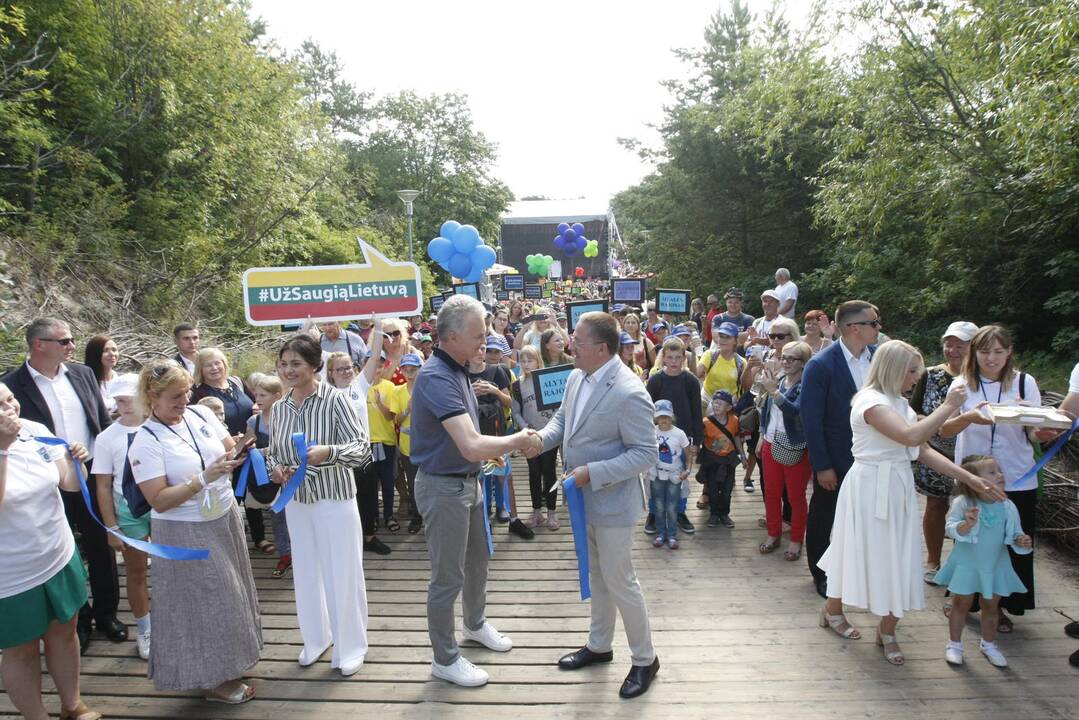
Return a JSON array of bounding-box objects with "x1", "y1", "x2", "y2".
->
[
  {"x1": 696, "y1": 494, "x2": 710, "y2": 509},
  {"x1": 819, "y1": 606, "x2": 861, "y2": 639},
  {"x1": 272, "y1": 554, "x2": 292, "y2": 578},
  {"x1": 876, "y1": 625, "x2": 905, "y2": 665},
  {"x1": 783, "y1": 543, "x2": 802, "y2": 561},
  {"x1": 943, "y1": 596, "x2": 953, "y2": 618},
  {"x1": 386, "y1": 517, "x2": 401, "y2": 533},
  {"x1": 255, "y1": 540, "x2": 276, "y2": 555},
  {"x1": 997, "y1": 610, "x2": 1013, "y2": 634},
  {"x1": 206, "y1": 681, "x2": 255, "y2": 704},
  {"x1": 759, "y1": 537, "x2": 780, "y2": 554},
  {"x1": 59, "y1": 700, "x2": 102, "y2": 720}
]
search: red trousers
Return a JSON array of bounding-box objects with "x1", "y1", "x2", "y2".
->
[{"x1": 761, "y1": 440, "x2": 811, "y2": 542}]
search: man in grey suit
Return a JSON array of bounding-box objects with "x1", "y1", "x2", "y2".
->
[{"x1": 527, "y1": 311, "x2": 660, "y2": 699}]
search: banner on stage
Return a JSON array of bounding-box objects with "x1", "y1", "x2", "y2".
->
[{"x1": 243, "y1": 240, "x2": 422, "y2": 326}]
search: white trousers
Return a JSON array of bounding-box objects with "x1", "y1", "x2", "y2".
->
[
  {"x1": 586, "y1": 524, "x2": 656, "y2": 666},
  {"x1": 286, "y1": 498, "x2": 369, "y2": 669}
]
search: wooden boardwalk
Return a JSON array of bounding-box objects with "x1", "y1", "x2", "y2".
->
[{"x1": 4, "y1": 459, "x2": 1079, "y2": 719}]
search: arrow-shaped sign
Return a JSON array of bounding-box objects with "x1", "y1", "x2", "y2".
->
[{"x1": 243, "y1": 240, "x2": 423, "y2": 326}]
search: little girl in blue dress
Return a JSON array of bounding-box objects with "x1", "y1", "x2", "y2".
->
[{"x1": 934, "y1": 454, "x2": 1032, "y2": 668}]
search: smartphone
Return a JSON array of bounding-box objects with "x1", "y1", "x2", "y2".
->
[
  {"x1": 229, "y1": 437, "x2": 256, "y2": 460},
  {"x1": 521, "y1": 314, "x2": 537, "y2": 325}
]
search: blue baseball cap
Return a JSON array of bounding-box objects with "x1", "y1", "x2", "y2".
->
[
  {"x1": 619, "y1": 331, "x2": 640, "y2": 346},
  {"x1": 673, "y1": 324, "x2": 692, "y2": 337},
  {"x1": 651, "y1": 321, "x2": 670, "y2": 334},
  {"x1": 612, "y1": 303, "x2": 628, "y2": 313},
  {"x1": 712, "y1": 390, "x2": 734, "y2": 406},
  {"x1": 654, "y1": 399, "x2": 675, "y2": 418},
  {"x1": 713, "y1": 320, "x2": 740, "y2": 337},
  {"x1": 399, "y1": 353, "x2": 422, "y2": 368},
  {"x1": 485, "y1": 335, "x2": 509, "y2": 353}
]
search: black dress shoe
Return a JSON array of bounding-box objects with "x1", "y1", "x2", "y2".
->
[
  {"x1": 1065, "y1": 621, "x2": 1079, "y2": 639},
  {"x1": 619, "y1": 657, "x2": 660, "y2": 699},
  {"x1": 814, "y1": 575, "x2": 828, "y2": 599},
  {"x1": 99, "y1": 616, "x2": 129, "y2": 642},
  {"x1": 77, "y1": 619, "x2": 92, "y2": 655},
  {"x1": 363, "y1": 537, "x2": 392, "y2": 555},
  {"x1": 558, "y1": 647, "x2": 614, "y2": 670}
]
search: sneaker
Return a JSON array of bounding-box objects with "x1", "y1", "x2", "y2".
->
[
  {"x1": 546, "y1": 512, "x2": 560, "y2": 531},
  {"x1": 707, "y1": 515, "x2": 720, "y2": 528},
  {"x1": 363, "y1": 537, "x2": 392, "y2": 555},
  {"x1": 340, "y1": 656, "x2": 364, "y2": 676},
  {"x1": 496, "y1": 509, "x2": 511, "y2": 524},
  {"x1": 652, "y1": 534, "x2": 665, "y2": 548},
  {"x1": 408, "y1": 517, "x2": 423, "y2": 534},
  {"x1": 980, "y1": 640, "x2": 1008, "y2": 668},
  {"x1": 508, "y1": 518, "x2": 535, "y2": 540},
  {"x1": 720, "y1": 515, "x2": 735, "y2": 528},
  {"x1": 461, "y1": 622, "x2": 513, "y2": 652},
  {"x1": 677, "y1": 513, "x2": 696, "y2": 534},
  {"x1": 431, "y1": 656, "x2": 489, "y2": 687},
  {"x1": 524, "y1": 509, "x2": 544, "y2": 529},
  {"x1": 924, "y1": 566, "x2": 941, "y2": 586},
  {"x1": 136, "y1": 631, "x2": 151, "y2": 660},
  {"x1": 644, "y1": 513, "x2": 657, "y2": 535},
  {"x1": 945, "y1": 643, "x2": 964, "y2": 666},
  {"x1": 744, "y1": 481, "x2": 755, "y2": 493},
  {"x1": 668, "y1": 537, "x2": 679, "y2": 549}
]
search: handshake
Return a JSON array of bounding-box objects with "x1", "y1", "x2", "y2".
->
[{"x1": 511, "y1": 429, "x2": 545, "y2": 458}]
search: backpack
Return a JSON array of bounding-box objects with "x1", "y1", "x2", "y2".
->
[
  {"x1": 705, "y1": 348, "x2": 745, "y2": 389},
  {"x1": 122, "y1": 428, "x2": 154, "y2": 518},
  {"x1": 476, "y1": 366, "x2": 510, "y2": 436}
]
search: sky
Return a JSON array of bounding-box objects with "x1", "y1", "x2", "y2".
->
[{"x1": 248, "y1": 1, "x2": 810, "y2": 204}]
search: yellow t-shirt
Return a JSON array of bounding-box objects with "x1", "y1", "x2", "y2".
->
[
  {"x1": 367, "y1": 379, "x2": 397, "y2": 446},
  {"x1": 700, "y1": 351, "x2": 742, "y2": 399},
  {"x1": 387, "y1": 383, "x2": 413, "y2": 456}
]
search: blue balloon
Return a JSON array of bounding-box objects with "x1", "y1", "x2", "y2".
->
[
  {"x1": 563, "y1": 228, "x2": 577, "y2": 243},
  {"x1": 564, "y1": 243, "x2": 579, "y2": 257},
  {"x1": 471, "y1": 243, "x2": 497, "y2": 270},
  {"x1": 557, "y1": 222, "x2": 570, "y2": 235},
  {"x1": 571, "y1": 222, "x2": 585, "y2": 237},
  {"x1": 554, "y1": 235, "x2": 566, "y2": 250},
  {"x1": 463, "y1": 267, "x2": 485, "y2": 283},
  {"x1": 427, "y1": 236, "x2": 453, "y2": 264},
  {"x1": 452, "y1": 224, "x2": 481, "y2": 254},
  {"x1": 448, "y1": 252, "x2": 472, "y2": 279},
  {"x1": 440, "y1": 220, "x2": 462, "y2": 241}
]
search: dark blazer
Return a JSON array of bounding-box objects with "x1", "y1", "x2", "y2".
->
[
  {"x1": 800, "y1": 341, "x2": 874, "y2": 477},
  {"x1": 760, "y1": 378, "x2": 805, "y2": 446},
  {"x1": 1, "y1": 361, "x2": 112, "y2": 441}
]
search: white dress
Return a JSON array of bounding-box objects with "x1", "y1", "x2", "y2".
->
[{"x1": 817, "y1": 389, "x2": 923, "y2": 617}]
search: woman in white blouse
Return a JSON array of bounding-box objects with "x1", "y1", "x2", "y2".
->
[{"x1": 128, "y1": 361, "x2": 262, "y2": 704}]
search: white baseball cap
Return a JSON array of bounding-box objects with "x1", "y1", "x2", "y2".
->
[
  {"x1": 760, "y1": 289, "x2": 781, "y2": 302},
  {"x1": 942, "y1": 321, "x2": 979, "y2": 342}
]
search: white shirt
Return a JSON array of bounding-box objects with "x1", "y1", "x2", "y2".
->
[
  {"x1": 752, "y1": 315, "x2": 776, "y2": 336},
  {"x1": 177, "y1": 354, "x2": 196, "y2": 375},
  {"x1": 26, "y1": 362, "x2": 92, "y2": 455},
  {"x1": 0, "y1": 421, "x2": 75, "y2": 598},
  {"x1": 339, "y1": 374, "x2": 373, "y2": 435},
  {"x1": 128, "y1": 405, "x2": 233, "y2": 522},
  {"x1": 571, "y1": 354, "x2": 622, "y2": 434},
  {"x1": 775, "y1": 280, "x2": 798, "y2": 318},
  {"x1": 653, "y1": 425, "x2": 690, "y2": 481},
  {"x1": 839, "y1": 338, "x2": 871, "y2": 390},
  {"x1": 91, "y1": 420, "x2": 143, "y2": 508},
  {"x1": 1069, "y1": 361, "x2": 1079, "y2": 395}
]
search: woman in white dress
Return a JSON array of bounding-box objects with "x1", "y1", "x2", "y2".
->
[{"x1": 816, "y1": 340, "x2": 1006, "y2": 665}]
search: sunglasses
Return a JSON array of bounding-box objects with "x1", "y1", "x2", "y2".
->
[
  {"x1": 385, "y1": 330, "x2": 402, "y2": 338},
  {"x1": 41, "y1": 337, "x2": 76, "y2": 346},
  {"x1": 768, "y1": 333, "x2": 791, "y2": 340},
  {"x1": 847, "y1": 319, "x2": 882, "y2": 329}
]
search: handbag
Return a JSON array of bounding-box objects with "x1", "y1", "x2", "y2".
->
[{"x1": 770, "y1": 430, "x2": 806, "y2": 466}]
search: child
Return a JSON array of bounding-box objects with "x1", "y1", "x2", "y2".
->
[
  {"x1": 244, "y1": 374, "x2": 292, "y2": 577},
  {"x1": 700, "y1": 390, "x2": 746, "y2": 529},
  {"x1": 511, "y1": 346, "x2": 560, "y2": 530},
  {"x1": 934, "y1": 454, "x2": 1033, "y2": 668},
  {"x1": 90, "y1": 377, "x2": 152, "y2": 659},
  {"x1": 196, "y1": 395, "x2": 226, "y2": 426},
  {"x1": 387, "y1": 353, "x2": 423, "y2": 533},
  {"x1": 651, "y1": 400, "x2": 691, "y2": 549}
]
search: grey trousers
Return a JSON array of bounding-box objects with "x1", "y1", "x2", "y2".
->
[
  {"x1": 415, "y1": 469, "x2": 489, "y2": 666},
  {"x1": 586, "y1": 524, "x2": 656, "y2": 666}
]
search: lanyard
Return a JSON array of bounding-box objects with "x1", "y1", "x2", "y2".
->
[
  {"x1": 978, "y1": 377, "x2": 1003, "y2": 449},
  {"x1": 152, "y1": 413, "x2": 207, "y2": 471}
]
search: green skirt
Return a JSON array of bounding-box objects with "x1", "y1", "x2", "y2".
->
[{"x1": 0, "y1": 551, "x2": 87, "y2": 649}]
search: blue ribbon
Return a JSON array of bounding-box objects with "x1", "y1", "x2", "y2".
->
[
  {"x1": 563, "y1": 475, "x2": 591, "y2": 600},
  {"x1": 233, "y1": 447, "x2": 269, "y2": 498},
  {"x1": 481, "y1": 473, "x2": 495, "y2": 556},
  {"x1": 271, "y1": 433, "x2": 310, "y2": 513},
  {"x1": 33, "y1": 436, "x2": 210, "y2": 561},
  {"x1": 1014, "y1": 417, "x2": 1079, "y2": 486}
]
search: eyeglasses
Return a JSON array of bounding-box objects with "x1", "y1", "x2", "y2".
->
[
  {"x1": 780, "y1": 355, "x2": 804, "y2": 362},
  {"x1": 385, "y1": 330, "x2": 402, "y2": 338},
  {"x1": 847, "y1": 319, "x2": 882, "y2": 329},
  {"x1": 332, "y1": 366, "x2": 355, "y2": 375},
  {"x1": 41, "y1": 337, "x2": 76, "y2": 346},
  {"x1": 768, "y1": 333, "x2": 791, "y2": 340}
]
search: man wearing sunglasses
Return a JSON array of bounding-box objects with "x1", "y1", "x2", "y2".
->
[
  {"x1": 318, "y1": 320, "x2": 368, "y2": 368},
  {"x1": 2, "y1": 317, "x2": 121, "y2": 652}
]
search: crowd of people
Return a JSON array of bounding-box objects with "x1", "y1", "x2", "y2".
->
[{"x1": 1, "y1": 266, "x2": 1077, "y2": 718}]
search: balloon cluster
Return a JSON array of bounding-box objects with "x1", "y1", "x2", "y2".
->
[
  {"x1": 526, "y1": 253, "x2": 555, "y2": 277},
  {"x1": 554, "y1": 222, "x2": 588, "y2": 257},
  {"x1": 426, "y1": 220, "x2": 497, "y2": 282},
  {"x1": 583, "y1": 239, "x2": 599, "y2": 258}
]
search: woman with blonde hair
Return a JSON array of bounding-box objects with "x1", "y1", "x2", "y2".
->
[
  {"x1": 622, "y1": 313, "x2": 655, "y2": 369},
  {"x1": 816, "y1": 340, "x2": 1004, "y2": 666},
  {"x1": 511, "y1": 346, "x2": 561, "y2": 529}
]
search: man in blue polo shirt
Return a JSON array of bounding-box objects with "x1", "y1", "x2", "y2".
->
[{"x1": 411, "y1": 294, "x2": 540, "y2": 688}]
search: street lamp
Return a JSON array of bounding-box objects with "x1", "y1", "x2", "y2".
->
[{"x1": 397, "y1": 189, "x2": 420, "y2": 262}]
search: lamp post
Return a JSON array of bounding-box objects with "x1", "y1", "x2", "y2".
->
[{"x1": 397, "y1": 189, "x2": 420, "y2": 262}]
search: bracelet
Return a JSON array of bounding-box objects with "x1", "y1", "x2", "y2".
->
[
  {"x1": 0, "y1": 448, "x2": 8, "y2": 456},
  {"x1": 107, "y1": 525, "x2": 120, "y2": 531}
]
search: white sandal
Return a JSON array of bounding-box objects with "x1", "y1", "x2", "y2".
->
[
  {"x1": 819, "y1": 606, "x2": 861, "y2": 639},
  {"x1": 876, "y1": 626, "x2": 904, "y2": 665}
]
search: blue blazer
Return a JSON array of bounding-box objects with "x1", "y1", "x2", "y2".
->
[
  {"x1": 760, "y1": 379, "x2": 805, "y2": 446},
  {"x1": 800, "y1": 341, "x2": 874, "y2": 477}
]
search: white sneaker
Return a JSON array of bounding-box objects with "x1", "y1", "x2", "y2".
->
[
  {"x1": 461, "y1": 622, "x2": 512, "y2": 652},
  {"x1": 431, "y1": 656, "x2": 489, "y2": 687},
  {"x1": 340, "y1": 656, "x2": 364, "y2": 677},
  {"x1": 944, "y1": 643, "x2": 964, "y2": 665},
  {"x1": 981, "y1": 640, "x2": 1008, "y2": 668},
  {"x1": 136, "y1": 631, "x2": 151, "y2": 660},
  {"x1": 923, "y1": 566, "x2": 941, "y2": 586},
  {"x1": 298, "y1": 644, "x2": 329, "y2": 667}
]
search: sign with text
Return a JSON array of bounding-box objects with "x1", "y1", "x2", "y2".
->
[
  {"x1": 532, "y1": 363, "x2": 575, "y2": 411},
  {"x1": 565, "y1": 299, "x2": 609, "y2": 332},
  {"x1": 611, "y1": 278, "x2": 646, "y2": 304},
  {"x1": 524, "y1": 282, "x2": 542, "y2": 299},
  {"x1": 243, "y1": 240, "x2": 422, "y2": 326},
  {"x1": 495, "y1": 289, "x2": 510, "y2": 301},
  {"x1": 430, "y1": 294, "x2": 446, "y2": 313},
  {"x1": 452, "y1": 282, "x2": 480, "y2": 299},
  {"x1": 503, "y1": 274, "x2": 525, "y2": 291},
  {"x1": 656, "y1": 289, "x2": 691, "y2": 315}
]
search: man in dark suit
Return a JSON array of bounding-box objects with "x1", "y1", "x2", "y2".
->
[
  {"x1": 172, "y1": 322, "x2": 200, "y2": 375},
  {"x1": 800, "y1": 300, "x2": 880, "y2": 598},
  {"x1": 1, "y1": 317, "x2": 125, "y2": 651}
]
